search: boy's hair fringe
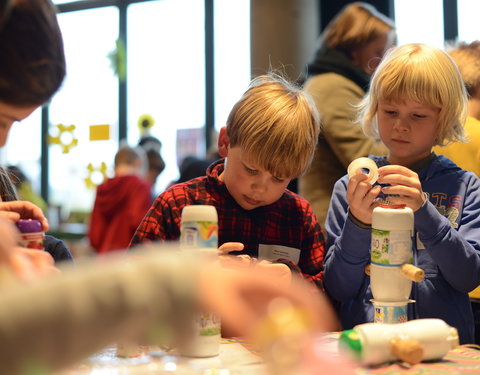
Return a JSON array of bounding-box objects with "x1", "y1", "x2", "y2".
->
[
  {"x1": 357, "y1": 43, "x2": 468, "y2": 146},
  {"x1": 226, "y1": 73, "x2": 320, "y2": 178}
]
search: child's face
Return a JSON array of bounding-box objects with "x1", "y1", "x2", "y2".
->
[
  {"x1": 0, "y1": 101, "x2": 38, "y2": 147},
  {"x1": 377, "y1": 99, "x2": 440, "y2": 166},
  {"x1": 220, "y1": 145, "x2": 291, "y2": 210}
]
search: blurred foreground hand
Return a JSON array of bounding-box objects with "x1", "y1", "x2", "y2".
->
[{"x1": 198, "y1": 260, "x2": 338, "y2": 339}]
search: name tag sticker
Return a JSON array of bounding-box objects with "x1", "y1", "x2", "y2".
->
[{"x1": 258, "y1": 244, "x2": 301, "y2": 264}]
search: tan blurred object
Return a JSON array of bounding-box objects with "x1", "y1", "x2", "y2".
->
[
  {"x1": 400, "y1": 264, "x2": 425, "y2": 282},
  {"x1": 389, "y1": 337, "x2": 424, "y2": 365}
]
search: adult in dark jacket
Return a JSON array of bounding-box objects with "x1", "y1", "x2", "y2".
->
[{"x1": 299, "y1": 2, "x2": 395, "y2": 226}]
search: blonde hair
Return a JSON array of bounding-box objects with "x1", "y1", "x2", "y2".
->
[
  {"x1": 322, "y1": 2, "x2": 395, "y2": 58},
  {"x1": 448, "y1": 40, "x2": 480, "y2": 97},
  {"x1": 358, "y1": 43, "x2": 468, "y2": 146},
  {"x1": 226, "y1": 74, "x2": 320, "y2": 178}
]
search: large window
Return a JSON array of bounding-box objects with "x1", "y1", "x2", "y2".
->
[
  {"x1": 457, "y1": 0, "x2": 480, "y2": 42},
  {"x1": 126, "y1": 0, "x2": 206, "y2": 194},
  {"x1": 49, "y1": 6, "x2": 119, "y2": 217},
  {"x1": 2, "y1": 0, "x2": 250, "y2": 226},
  {"x1": 394, "y1": 0, "x2": 444, "y2": 48}
]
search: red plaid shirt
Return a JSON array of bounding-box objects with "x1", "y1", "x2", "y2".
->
[{"x1": 130, "y1": 159, "x2": 325, "y2": 289}]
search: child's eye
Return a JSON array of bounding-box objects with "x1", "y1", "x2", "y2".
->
[
  {"x1": 385, "y1": 110, "x2": 397, "y2": 116},
  {"x1": 413, "y1": 113, "x2": 427, "y2": 119},
  {"x1": 272, "y1": 176, "x2": 285, "y2": 183},
  {"x1": 245, "y1": 167, "x2": 257, "y2": 175}
]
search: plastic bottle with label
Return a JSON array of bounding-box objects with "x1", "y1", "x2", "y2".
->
[
  {"x1": 370, "y1": 205, "x2": 416, "y2": 320},
  {"x1": 15, "y1": 219, "x2": 45, "y2": 250},
  {"x1": 178, "y1": 205, "x2": 221, "y2": 357}
]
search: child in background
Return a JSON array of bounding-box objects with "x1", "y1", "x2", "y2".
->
[
  {"x1": 89, "y1": 145, "x2": 152, "y2": 254},
  {"x1": 324, "y1": 43, "x2": 480, "y2": 344},
  {"x1": 130, "y1": 74, "x2": 325, "y2": 289},
  {"x1": 433, "y1": 41, "x2": 480, "y2": 177},
  {"x1": 0, "y1": 167, "x2": 73, "y2": 263}
]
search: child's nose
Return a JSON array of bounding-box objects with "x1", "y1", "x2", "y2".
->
[
  {"x1": 251, "y1": 175, "x2": 268, "y2": 192},
  {"x1": 393, "y1": 118, "x2": 410, "y2": 132}
]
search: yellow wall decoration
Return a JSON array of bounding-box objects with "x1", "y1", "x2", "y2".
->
[
  {"x1": 84, "y1": 162, "x2": 108, "y2": 189},
  {"x1": 48, "y1": 124, "x2": 79, "y2": 154},
  {"x1": 137, "y1": 114, "x2": 155, "y2": 134},
  {"x1": 89, "y1": 124, "x2": 110, "y2": 141}
]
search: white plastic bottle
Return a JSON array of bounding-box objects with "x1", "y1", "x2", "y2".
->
[
  {"x1": 178, "y1": 205, "x2": 221, "y2": 357},
  {"x1": 339, "y1": 319, "x2": 459, "y2": 366},
  {"x1": 370, "y1": 205, "x2": 415, "y2": 303}
]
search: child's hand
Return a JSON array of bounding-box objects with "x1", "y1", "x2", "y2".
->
[
  {"x1": 0, "y1": 217, "x2": 59, "y2": 283},
  {"x1": 347, "y1": 171, "x2": 382, "y2": 225},
  {"x1": 9, "y1": 247, "x2": 60, "y2": 282},
  {"x1": 377, "y1": 165, "x2": 427, "y2": 212},
  {"x1": 218, "y1": 242, "x2": 244, "y2": 254},
  {"x1": 254, "y1": 260, "x2": 292, "y2": 287},
  {"x1": 218, "y1": 242, "x2": 255, "y2": 269},
  {"x1": 0, "y1": 201, "x2": 49, "y2": 232}
]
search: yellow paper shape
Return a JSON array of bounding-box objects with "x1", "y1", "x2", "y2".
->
[{"x1": 89, "y1": 124, "x2": 110, "y2": 141}]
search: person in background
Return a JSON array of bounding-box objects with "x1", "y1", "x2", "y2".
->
[
  {"x1": 0, "y1": 166, "x2": 73, "y2": 263},
  {"x1": 6, "y1": 165, "x2": 48, "y2": 212},
  {"x1": 130, "y1": 74, "x2": 325, "y2": 291},
  {"x1": 175, "y1": 152, "x2": 220, "y2": 184},
  {"x1": 88, "y1": 144, "x2": 152, "y2": 254},
  {"x1": 137, "y1": 135, "x2": 166, "y2": 198},
  {"x1": 138, "y1": 134, "x2": 162, "y2": 153},
  {"x1": 0, "y1": 3, "x2": 341, "y2": 375},
  {"x1": 145, "y1": 148, "x2": 165, "y2": 198},
  {"x1": 433, "y1": 41, "x2": 480, "y2": 176},
  {"x1": 299, "y1": 2, "x2": 395, "y2": 226},
  {"x1": 324, "y1": 43, "x2": 480, "y2": 344}
]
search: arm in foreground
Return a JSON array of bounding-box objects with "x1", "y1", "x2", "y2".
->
[{"x1": 0, "y1": 246, "x2": 336, "y2": 375}]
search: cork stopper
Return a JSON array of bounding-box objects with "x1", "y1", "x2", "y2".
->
[
  {"x1": 400, "y1": 264, "x2": 425, "y2": 282},
  {"x1": 389, "y1": 337, "x2": 424, "y2": 365}
]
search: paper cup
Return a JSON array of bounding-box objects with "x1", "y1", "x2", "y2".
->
[
  {"x1": 371, "y1": 300, "x2": 413, "y2": 324},
  {"x1": 370, "y1": 263, "x2": 412, "y2": 301}
]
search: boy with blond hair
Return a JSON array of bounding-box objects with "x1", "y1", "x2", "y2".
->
[
  {"x1": 324, "y1": 44, "x2": 480, "y2": 344},
  {"x1": 130, "y1": 74, "x2": 325, "y2": 289}
]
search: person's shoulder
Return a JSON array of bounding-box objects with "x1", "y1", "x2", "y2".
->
[
  {"x1": 305, "y1": 73, "x2": 364, "y2": 94},
  {"x1": 430, "y1": 154, "x2": 478, "y2": 183},
  {"x1": 162, "y1": 176, "x2": 209, "y2": 199}
]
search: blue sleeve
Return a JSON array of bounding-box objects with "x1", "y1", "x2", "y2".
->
[
  {"x1": 44, "y1": 235, "x2": 74, "y2": 263},
  {"x1": 324, "y1": 177, "x2": 371, "y2": 301},
  {"x1": 416, "y1": 175, "x2": 480, "y2": 292}
]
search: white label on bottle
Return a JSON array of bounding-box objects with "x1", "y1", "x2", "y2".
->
[
  {"x1": 258, "y1": 244, "x2": 300, "y2": 264},
  {"x1": 371, "y1": 229, "x2": 412, "y2": 265},
  {"x1": 180, "y1": 221, "x2": 218, "y2": 249}
]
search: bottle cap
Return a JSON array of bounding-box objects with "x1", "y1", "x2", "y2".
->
[
  {"x1": 339, "y1": 329, "x2": 362, "y2": 359},
  {"x1": 15, "y1": 219, "x2": 42, "y2": 233}
]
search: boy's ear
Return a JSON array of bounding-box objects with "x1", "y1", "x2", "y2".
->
[{"x1": 217, "y1": 126, "x2": 230, "y2": 157}]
